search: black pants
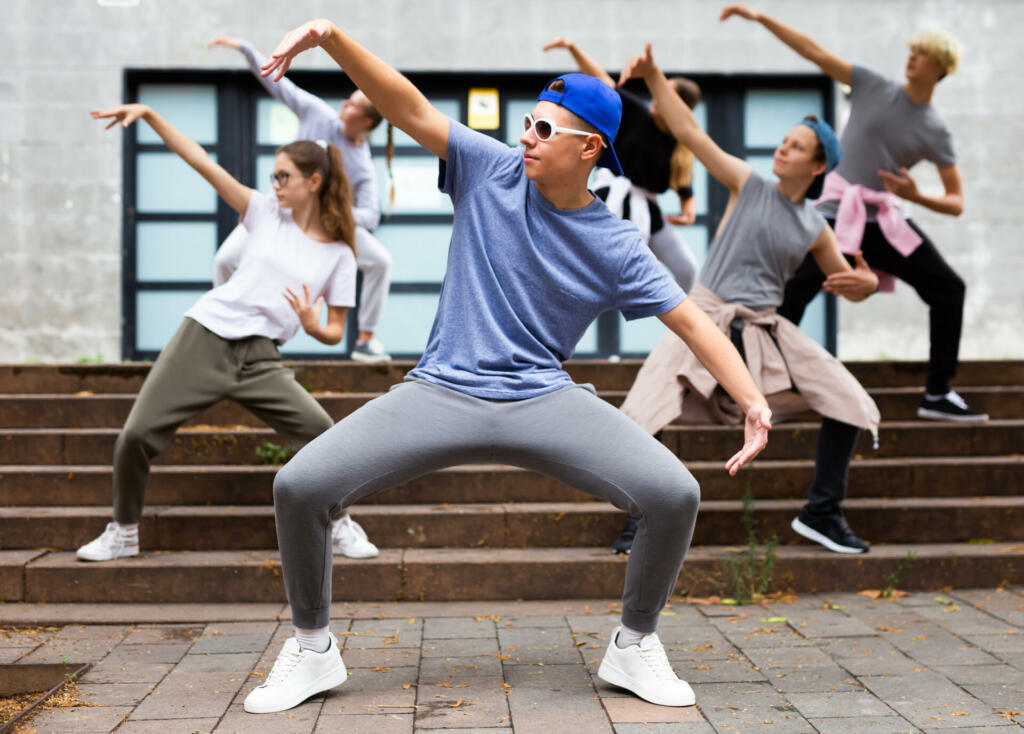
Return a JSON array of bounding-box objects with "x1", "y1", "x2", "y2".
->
[
  {"x1": 778, "y1": 218, "x2": 965, "y2": 395},
  {"x1": 730, "y1": 323, "x2": 859, "y2": 517}
]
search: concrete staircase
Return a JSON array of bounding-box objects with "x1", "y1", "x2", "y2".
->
[{"x1": 1, "y1": 360, "x2": 1022, "y2": 604}]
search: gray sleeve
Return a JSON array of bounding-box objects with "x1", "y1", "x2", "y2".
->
[
  {"x1": 349, "y1": 153, "x2": 382, "y2": 231},
  {"x1": 927, "y1": 122, "x2": 957, "y2": 168},
  {"x1": 849, "y1": 64, "x2": 889, "y2": 100},
  {"x1": 238, "y1": 40, "x2": 332, "y2": 121}
]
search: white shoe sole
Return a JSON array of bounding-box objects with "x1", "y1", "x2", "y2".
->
[
  {"x1": 243, "y1": 662, "x2": 348, "y2": 714},
  {"x1": 791, "y1": 518, "x2": 865, "y2": 554},
  {"x1": 597, "y1": 655, "x2": 695, "y2": 707},
  {"x1": 333, "y1": 545, "x2": 380, "y2": 559},
  {"x1": 916, "y1": 407, "x2": 988, "y2": 423},
  {"x1": 350, "y1": 351, "x2": 390, "y2": 364},
  {"x1": 76, "y1": 546, "x2": 139, "y2": 562}
]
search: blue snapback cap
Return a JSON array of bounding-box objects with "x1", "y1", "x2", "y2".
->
[
  {"x1": 798, "y1": 117, "x2": 841, "y2": 199},
  {"x1": 536, "y1": 73, "x2": 624, "y2": 175}
]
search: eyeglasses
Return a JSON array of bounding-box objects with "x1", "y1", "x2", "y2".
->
[
  {"x1": 270, "y1": 171, "x2": 293, "y2": 187},
  {"x1": 523, "y1": 113, "x2": 607, "y2": 148}
]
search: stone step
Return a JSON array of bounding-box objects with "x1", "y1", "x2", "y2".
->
[
  {"x1": 10, "y1": 543, "x2": 1024, "y2": 603},
  {"x1": 2, "y1": 420, "x2": 1019, "y2": 465},
  {"x1": 1, "y1": 385, "x2": 1019, "y2": 428},
  {"x1": 1, "y1": 456, "x2": 1021, "y2": 506},
  {"x1": 4, "y1": 454, "x2": 1023, "y2": 508},
  {"x1": 2, "y1": 360, "x2": 1022, "y2": 394},
  {"x1": 3, "y1": 497, "x2": 1023, "y2": 552}
]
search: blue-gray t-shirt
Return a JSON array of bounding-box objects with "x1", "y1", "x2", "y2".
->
[{"x1": 408, "y1": 120, "x2": 685, "y2": 399}]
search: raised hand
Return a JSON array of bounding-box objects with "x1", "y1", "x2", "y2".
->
[
  {"x1": 667, "y1": 196, "x2": 698, "y2": 226},
  {"x1": 725, "y1": 403, "x2": 772, "y2": 475},
  {"x1": 284, "y1": 284, "x2": 324, "y2": 335},
  {"x1": 261, "y1": 19, "x2": 333, "y2": 81},
  {"x1": 208, "y1": 36, "x2": 241, "y2": 50},
  {"x1": 542, "y1": 37, "x2": 575, "y2": 52},
  {"x1": 720, "y1": 4, "x2": 760, "y2": 21},
  {"x1": 91, "y1": 104, "x2": 149, "y2": 130},
  {"x1": 877, "y1": 167, "x2": 920, "y2": 202},
  {"x1": 823, "y1": 251, "x2": 879, "y2": 301},
  {"x1": 617, "y1": 43, "x2": 657, "y2": 86}
]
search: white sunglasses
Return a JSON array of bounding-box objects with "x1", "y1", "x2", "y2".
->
[{"x1": 523, "y1": 113, "x2": 607, "y2": 148}]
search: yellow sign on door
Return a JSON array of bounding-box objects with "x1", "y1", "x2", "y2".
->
[{"x1": 468, "y1": 88, "x2": 500, "y2": 130}]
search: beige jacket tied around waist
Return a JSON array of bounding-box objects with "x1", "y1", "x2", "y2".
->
[{"x1": 620, "y1": 284, "x2": 880, "y2": 442}]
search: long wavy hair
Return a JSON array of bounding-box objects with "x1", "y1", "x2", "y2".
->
[{"x1": 277, "y1": 140, "x2": 356, "y2": 254}]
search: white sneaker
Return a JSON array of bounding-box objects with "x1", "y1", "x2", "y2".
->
[
  {"x1": 76, "y1": 522, "x2": 139, "y2": 562},
  {"x1": 597, "y1": 626, "x2": 695, "y2": 707},
  {"x1": 331, "y1": 515, "x2": 379, "y2": 558},
  {"x1": 244, "y1": 635, "x2": 347, "y2": 714},
  {"x1": 350, "y1": 338, "x2": 391, "y2": 363}
]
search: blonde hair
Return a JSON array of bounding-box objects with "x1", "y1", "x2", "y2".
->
[
  {"x1": 669, "y1": 144, "x2": 694, "y2": 192},
  {"x1": 909, "y1": 28, "x2": 962, "y2": 76}
]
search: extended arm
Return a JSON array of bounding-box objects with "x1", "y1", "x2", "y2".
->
[
  {"x1": 878, "y1": 164, "x2": 964, "y2": 217},
  {"x1": 262, "y1": 20, "x2": 449, "y2": 159},
  {"x1": 658, "y1": 299, "x2": 772, "y2": 474},
  {"x1": 810, "y1": 227, "x2": 878, "y2": 302},
  {"x1": 541, "y1": 38, "x2": 616, "y2": 88},
  {"x1": 720, "y1": 5, "x2": 852, "y2": 85},
  {"x1": 620, "y1": 44, "x2": 751, "y2": 194},
  {"x1": 92, "y1": 104, "x2": 251, "y2": 215}
]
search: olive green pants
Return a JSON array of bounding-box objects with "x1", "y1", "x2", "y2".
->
[{"x1": 113, "y1": 318, "x2": 333, "y2": 524}]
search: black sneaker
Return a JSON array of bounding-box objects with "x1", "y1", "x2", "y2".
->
[
  {"x1": 791, "y1": 511, "x2": 869, "y2": 554},
  {"x1": 916, "y1": 391, "x2": 988, "y2": 423},
  {"x1": 612, "y1": 516, "x2": 638, "y2": 555}
]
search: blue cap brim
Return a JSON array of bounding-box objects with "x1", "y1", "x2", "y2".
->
[{"x1": 599, "y1": 146, "x2": 623, "y2": 176}]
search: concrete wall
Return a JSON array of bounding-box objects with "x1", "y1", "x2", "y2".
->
[{"x1": 2, "y1": 0, "x2": 1020, "y2": 362}]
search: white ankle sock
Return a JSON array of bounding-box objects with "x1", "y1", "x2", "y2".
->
[
  {"x1": 117, "y1": 523, "x2": 139, "y2": 537},
  {"x1": 616, "y1": 624, "x2": 647, "y2": 649},
  {"x1": 294, "y1": 626, "x2": 331, "y2": 653}
]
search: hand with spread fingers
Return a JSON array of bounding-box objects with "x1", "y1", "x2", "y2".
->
[
  {"x1": 91, "y1": 104, "x2": 150, "y2": 130},
  {"x1": 877, "y1": 167, "x2": 920, "y2": 202},
  {"x1": 719, "y1": 3, "x2": 761, "y2": 22},
  {"x1": 261, "y1": 19, "x2": 333, "y2": 81},
  {"x1": 617, "y1": 42, "x2": 658, "y2": 87},
  {"x1": 726, "y1": 403, "x2": 772, "y2": 475},
  {"x1": 823, "y1": 251, "x2": 879, "y2": 301},
  {"x1": 284, "y1": 284, "x2": 324, "y2": 335}
]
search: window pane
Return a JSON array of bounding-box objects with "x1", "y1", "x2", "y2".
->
[
  {"x1": 573, "y1": 321, "x2": 598, "y2": 356},
  {"x1": 136, "y1": 222, "x2": 217, "y2": 282},
  {"x1": 374, "y1": 223, "x2": 452, "y2": 283},
  {"x1": 280, "y1": 330, "x2": 348, "y2": 356},
  {"x1": 796, "y1": 291, "x2": 828, "y2": 347},
  {"x1": 747, "y1": 154, "x2": 776, "y2": 183},
  {"x1": 137, "y1": 152, "x2": 219, "y2": 213},
  {"x1": 136, "y1": 290, "x2": 203, "y2": 352},
  {"x1": 505, "y1": 99, "x2": 535, "y2": 146},
  {"x1": 137, "y1": 85, "x2": 217, "y2": 145},
  {"x1": 679, "y1": 223, "x2": 709, "y2": 271},
  {"x1": 370, "y1": 100, "x2": 460, "y2": 148},
  {"x1": 372, "y1": 293, "x2": 442, "y2": 354},
  {"x1": 256, "y1": 99, "x2": 299, "y2": 145},
  {"x1": 256, "y1": 153, "x2": 275, "y2": 193},
  {"x1": 619, "y1": 312, "x2": 668, "y2": 356},
  {"x1": 374, "y1": 157, "x2": 452, "y2": 214},
  {"x1": 744, "y1": 89, "x2": 824, "y2": 148}
]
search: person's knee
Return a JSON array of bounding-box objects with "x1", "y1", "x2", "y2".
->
[
  {"x1": 114, "y1": 423, "x2": 153, "y2": 461},
  {"x1": 273, "y1": 463, "x2": 305, "y2": 509},
  {"x1": 653, "y1": 471, "x2": 701, "y2": 521}
]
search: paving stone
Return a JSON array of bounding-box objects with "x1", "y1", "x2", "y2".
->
[
  {"x1": 858, "y1": 672, "x2": 1011, "y2": 730},
  {"x1": 950, "y1": 589, "x2": 1024, "y2": 627},
  {"x1": 602, "y1": 697, "x2": 705, "y2": 723},
  {"x1": 201, "y1": 621, "x2": 279, "y2": 635},
  {"x1": 788, "y1": 609, "x2": 878, "y2": 638},
  {"x1": 81, "y1": 659, "x2": 174, "y2": 684},
  {"x1": 962, "y1": 683, "x2": 1024, "y2": 725},
  {"x1": 785, "y1": 691, "x2": 896, "y2": 719},
  {"x1": 883, "y1": 626, "x2": 1002, "y2": 666},
  {"x1": 117, "y1": 718, "x2": 219, "y2": 733},
  {"x1": 130, "y1": 670, "x2": 247, "y2": 719},
  {"x1": 213, "y1": 701, "x2": 321, "y2": 733},
  {"x1": 502, "y1": 615, "x2": 570, "y2": 628},
  {"x1": 415, "y1": 674, "x2": 508, "y2": 729},
  {"x1": 505, "y1": 663, "x2": 609, "y2": 733},
  {"x1": 420, "y1": 655, "x2": 503, "y2": 678},
  {"x1": 0, "y1": 626, "x2": 58, "y2": 647},
  {"x1": 315, "y1": 713, "x2": 413, "y2": 733},
  {"x1": 421, "y1": 637, "x2": 498, "y2": 657},
  {"x1": 422, "y1": 617, "x2": 496, "y2": 639},
  {"x1": 919, "y1": 728, "x2": 1020, "y2": 734},
  {"x1": 103, "y1": 642, "x2": 192, "y2": 664},
  {"x1": 190, "y1": 632, "x2": 272, "y2": 654},
  {"x1": 344, "y1": 647, "x2": 421, "y2": 668},
  {"x1": 319, "y1": 665, "x2": 418, "y2": 715},
  {"x1": 497, "y1": 626, "x2": 580, "y2": 664},
  {"x1": 25, "y1": 704, "x2": 132, "y2": 733},
  {"x1": 414, "y1": 729, "x2": 511, "y2": 734},
  {"x1": 815, "y1": 637, "x2": 925, "y2": 676},
  {"x1": 613, "y1": 724, "x2": 715, "y2": 734},
  {"x1": 709, "y1": 616, "x2": 811, "y2": 649},
  {"x1": 566, "y1": 614, "x2": 621, "y2": 637},
  {"x1": 691, "y1": 682, "x2": 814, "y2": 733},
  {"x1": 19, "y1": 623, "x2": 125, "y2": 663},
  {"x1": 0, "y1": 646, "x2": 34, "y2": 662},
  {"x1": 346, "y1": 620, "x2": 423, "y2": 649},
  {"x1": 657, "y1": 625, "x2": 737, "y2": 658},
  {"x1": 174, "y1": 651, "x2": 261, "y2": 672},
  {"x1": 932, "y1": 663, "x2": 1024, "y2": 686},
  {"x1": 962, "y1": 632, "x2": 1024, "y2": 654},
  {"x1": 909, "y1": 602, "x2": 1019, "y2": 635},
  {"x1": 742, "y1": 643, "x2": 833, "y2": 669},
  {"x1": 807, "y1": 717, "x2": 920, "y2": 733},
  {"x1": 672, "y1": 657, "x2": 767, "y2": 684},
  {"x1": 77, "y1": 682, "x2": 155, "y2": 706},
  {"x1": 120, "y1": 625, "x2": 203, "y2": 645},
  {"x1": 764, "y1": 665, "x2": 863, "y2": 693}
]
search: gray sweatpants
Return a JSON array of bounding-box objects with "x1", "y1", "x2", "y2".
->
[{"x1": 273, "y1": 377, "x2": 700, "y2": 632}]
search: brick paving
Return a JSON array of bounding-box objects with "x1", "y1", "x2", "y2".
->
[{"x1": 2, "y1": 589, "x2": 1022, "y2": 733}]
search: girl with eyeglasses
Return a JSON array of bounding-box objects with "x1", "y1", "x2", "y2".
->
[
  {"x1": 75, "y1": 104, "x2": 367, "y2": 563},
  {"x1": 210, "y1": 36, "x2": 396, "y2": 366},
  {"x1": 544, "y1": 37, "x2": 701, "y2": 292}
]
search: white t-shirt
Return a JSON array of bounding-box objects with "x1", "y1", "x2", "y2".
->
[{"x1": 186, "y1": 191, "x2": 357, "y2": 344}]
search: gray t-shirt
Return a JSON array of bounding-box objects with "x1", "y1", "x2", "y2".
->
[
  {"x1": 817, "y1": 64, "x2": 956, "y2": 220},
  {"x1": 700, "y1": 173, "x2": 826, "y2": 311},
  {"x1": 240, "y1": 41, "x2": 381, "y2": 231}
]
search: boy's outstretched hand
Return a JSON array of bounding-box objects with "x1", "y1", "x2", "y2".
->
[
  {"x1": 725, "y1": 403, "x2": 772, "y2": 475},
  {"x1": 617, "y1": 43, "x2": 658, "y2": 86},
  {"x1": 261, "y1": 19, "x2": 333, "y2": 81}
]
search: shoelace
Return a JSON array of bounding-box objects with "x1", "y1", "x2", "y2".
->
[
  {"x1": 637, "y1": 639, "x2": 678, "y2": 681},
  {"x1": 945, "y1": 391, "x2": 969, "y2": 410},
  {"x1": 263, "y1": 646, "x2": 302, "y2": 687}
]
